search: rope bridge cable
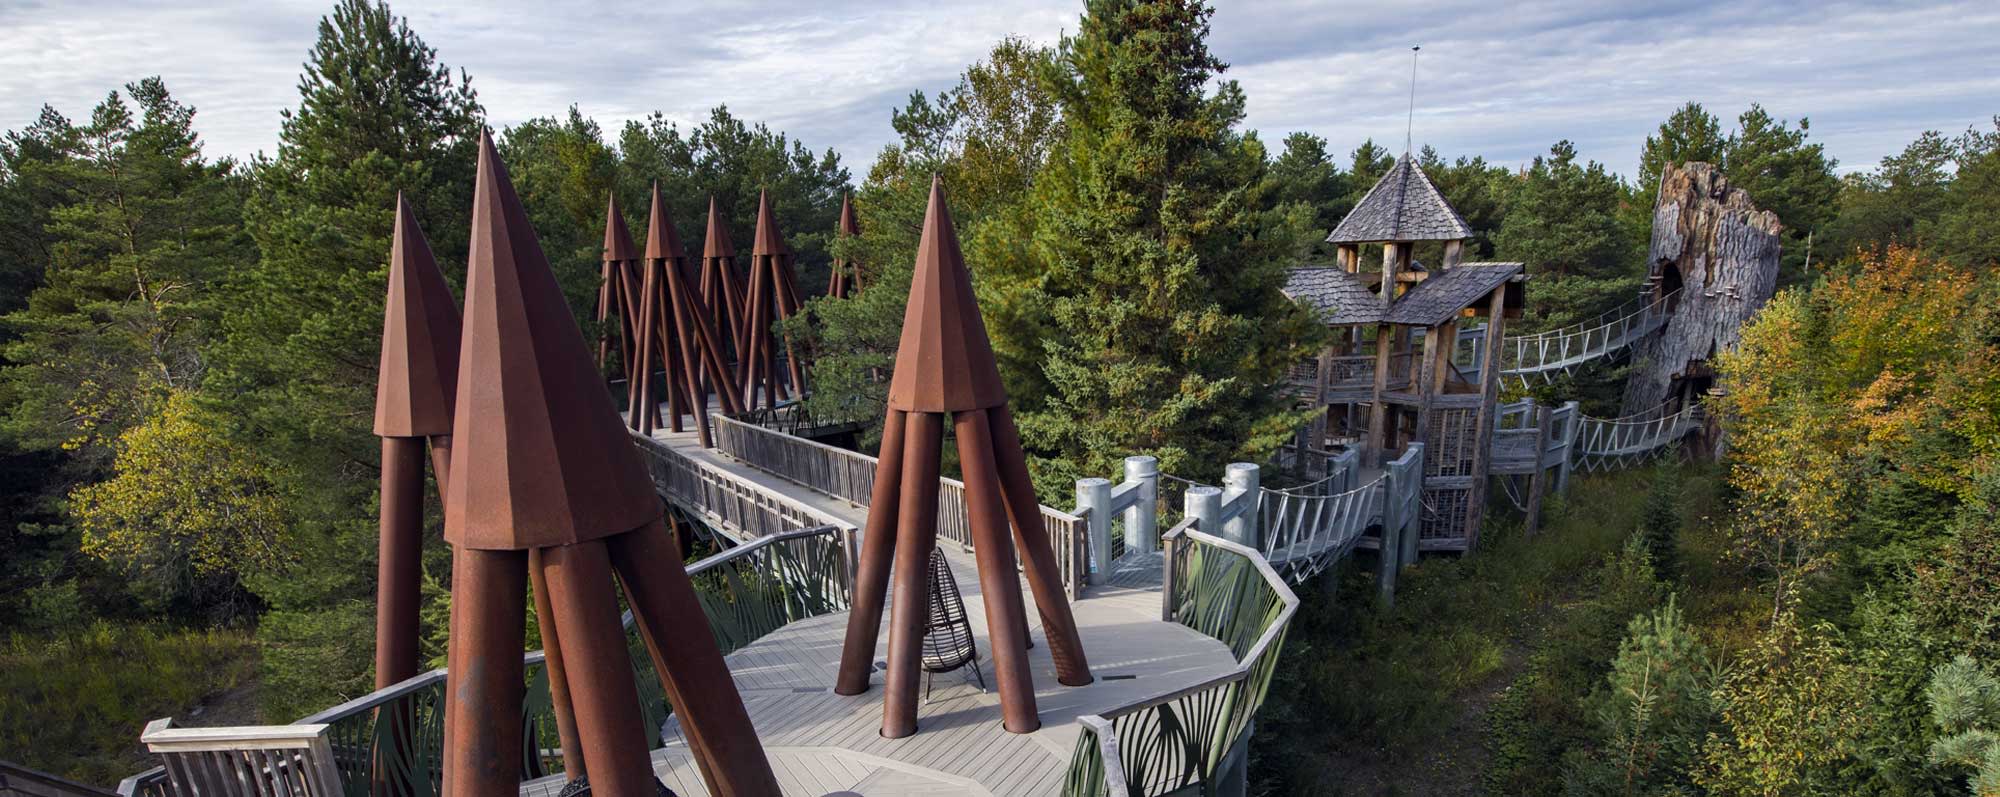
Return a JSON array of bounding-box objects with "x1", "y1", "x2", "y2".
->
[
  {"x1": 1570, "y1": 400, "x2": 1705, "y2": 473},
  {"x1": 1498, "y1": 289, "x2": 1680, "y2": 385},
  {"x1": 1259, "y1": 472, "x2": 1386, "y2": 583}
]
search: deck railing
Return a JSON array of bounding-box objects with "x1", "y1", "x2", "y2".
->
[
  {"x1": 709, "y1": 413, "x2": 1090, "y2": 598},
  {"x1": 635, "y1": 430, "x2": 859, "y2": 548},
  {"x1": 1063, "y1": 520, "x2": 1299, "y2": 797},
  {"x1": 118, "y1": 526, "x2": 852, "y2": 797}
]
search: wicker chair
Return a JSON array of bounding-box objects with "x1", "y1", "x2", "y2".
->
[{"x1": 920, "y1": 547, "x2": 985, "y2": 701}]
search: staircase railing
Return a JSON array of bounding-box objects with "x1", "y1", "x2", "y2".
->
[
  {"x1": 118, "y1": 526, "x2": 852, "y2": 797},
  {"x1": 1063, "y1": 521, "x2": 1298, "y2": 796}
]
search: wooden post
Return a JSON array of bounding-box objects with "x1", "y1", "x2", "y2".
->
[
  {"x1": 1442, "y1": 239, "x2": 1464, "y2": 269},
  {"x1": 1524, "y1": 403, "x2": 1552, "y2": 536},
  {"x1": 1557, "y1": 400, "x2": 1581, "y2": 494},
  {"x1": 1367, "y1": 326, "x2": 1393, "y2": 464},
  {"x1": 1376, "y1": 478, "x2": 1400, "y2": 606},
  {"x1": 1464, "y1": 285, "x2": 1507, "y2": 546}
]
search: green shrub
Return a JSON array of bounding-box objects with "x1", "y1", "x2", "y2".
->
[
  {"x1": 1486, "y1": 534, "x2": 1665, "y2": 795},
  {"x1": 0, "y1": 623, "x2": 258, "y2": 786},
  {"x1": 1926, "y1": 655, "x2": 2000, "y2": 796},
  {"x1": 1563, "y1": 595, "x2": 1716, "y2": 796}
]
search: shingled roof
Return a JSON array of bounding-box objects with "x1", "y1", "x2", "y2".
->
[
  {"x1": 1326, "y1": 154, "x2": 1474, "y2": 244},
  {"x1": 1284, "y1": 266, "x2": 1382, "y2": 325},
  {"x1": 1385, "y1": 262, "x2": 1523, "y2": 326}
]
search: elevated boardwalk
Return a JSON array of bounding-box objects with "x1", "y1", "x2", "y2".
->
[{"x1": 606, "y1": 428, "x2": 1237, "y2": 796}]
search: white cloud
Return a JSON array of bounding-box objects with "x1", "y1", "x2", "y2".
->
[{"x1": 0, "y1": 0, "x2": 1993, "y2": 178}]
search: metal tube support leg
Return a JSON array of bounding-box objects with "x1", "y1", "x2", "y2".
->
[
  {"x1": 527, "y1": 550, "x2": 586, "y2": 780},
  {"x1": 538, "y1": 542, "x2": 656, "y2": 796},
  {"x1": 1222, "y1": 463, "x2": 1261, "y2": 551},
  {"x1": 375, "y1": 437, "x2": 425, "y2": 689},
  {"x1": 882, "y1": 413, "x2": 944, "y2": 738},
  {"x1": 441, "y1": 547, "x2": 527, "y2": 797},
  {"x1": 986, "y1": 406, "x2": 1091, "y2": 687},
  {"x1": 609, "y1": 518, "x2": 781, "y2": 797},
  {"x1": 836, "y1": 409, "x2": 907, "y2": 696},
  {"x1": 956, "y1": 409, "x2": 1040, "y2": 732}
]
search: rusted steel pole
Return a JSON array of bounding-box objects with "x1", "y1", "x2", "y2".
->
[
  {"x1": 609, "y1": 517, "x2": 782, "y2": 796},
  {"x1": 835, "y1": 408, "x2": 908, "y2": 695},
  {"x1": 630, "y1": 256, "x2": 661, "y2": 434},
  {"x1": 987, "y1": 404, "x2": 1092, "y2": 686},
  {"x1": 955, "y1": 409, "x2": 1040, "y2": 731},
  {"x1": 428, "y1": 435, "x2": 452, "y2": 494},
  {"x1": 441, "y1": 547, "x2": 528, "y2": 797},
  {"x1": 882, "y1": 412, "x2": 944, "y2": 738},
  {"x1": 538, "y1": 542, "x2": 656, "y2": 795},
  {"x1": 375, "y1": 437, "x2": 425, "y2": 689},
  {"x1": 526, "y1": 550, "x2": 586, "y2": 779}
]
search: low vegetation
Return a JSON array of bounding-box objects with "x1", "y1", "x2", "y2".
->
[{"x1": 1, "y1": 624, "x2": 258, "y2": 785}]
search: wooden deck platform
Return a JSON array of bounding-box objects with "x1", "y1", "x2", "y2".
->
[{"x1": 521, "y1": 428, "x2": 1237, "y2": 796}]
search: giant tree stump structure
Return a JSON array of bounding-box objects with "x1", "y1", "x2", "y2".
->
[
  {"x1": 440, "y1": 132, "x2": 778, "y2": 797},
  {"x1": 1621, "y1": 162, "x2": 1781, "y2": 451},
  {"x1": 372, "y1": 195, "x2": 459, "y2": 691},
  {"x1": 833, "y1": 177, "x2": 1090, "y2": 738}
]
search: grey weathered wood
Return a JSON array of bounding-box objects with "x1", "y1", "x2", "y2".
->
[
  {"x1": 1622, "y1": 161, "x2": 1781, "y2": 441},
  {"x1": 1525, "y1": 403, "x2": 1553, "y2": 536}
]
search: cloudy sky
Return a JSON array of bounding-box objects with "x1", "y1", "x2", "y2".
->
[{"x1": 2, "y1": 0, "x2": 1995, "y2": 180}]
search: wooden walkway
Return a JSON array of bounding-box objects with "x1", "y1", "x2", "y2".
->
[{"x1": 521, "y1": 429, "x2": 1238, "y2": 796}]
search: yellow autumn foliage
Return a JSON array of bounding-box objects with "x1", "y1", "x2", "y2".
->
[{"x1": 72, "y1": 390, "x2": 290, "y2": 580}]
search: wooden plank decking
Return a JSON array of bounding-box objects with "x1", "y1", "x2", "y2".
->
[{"x1": 520, "y1": 428, "x2": 1237, "y2": 796}]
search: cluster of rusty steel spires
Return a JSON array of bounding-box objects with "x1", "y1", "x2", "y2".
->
[
  {"x1": 602, "y1": 189, "x2": 858, "y2": 431},
  {"x1": 375, "y1": 133, "x2": 778, "y2": 797},
  {"x1": 835, "y1": 176, "x2": 1092, "y2": 738},
  {"x1": 604, "y1": 186, "x2": 744, "y2": 445}
]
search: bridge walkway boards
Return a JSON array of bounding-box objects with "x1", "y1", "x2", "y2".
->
[{"x1": 527, "y1": 428, "x2": 1236, "y2": 796}]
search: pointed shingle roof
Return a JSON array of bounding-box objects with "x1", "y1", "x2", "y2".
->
[
  {"x1": 1384, "y1": 262, "x2": 1523, "y2": 326},
  {"x1": 1283, "y1": 267, "x2": 1382, "y2": 326},
  {"x1": 1325, "y1": 154, "x2": 1474, "y2": 244}
]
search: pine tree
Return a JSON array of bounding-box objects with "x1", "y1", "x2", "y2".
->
[
  {"x1": 1268, "y1": 132, "x2": 1348, "y2": 250},
  {"x1": 203, "y1": 0, "x2": 482, "y2": 713},
  {"x1": 1638, "y1": 102, "x2": 1726, "y2": 200},
  {"x1": 1016, "y1": 0, "x2": 1322, "y2": 490},
  {"x1": 1925, "y1": 655, "x2": 2000, "y2": 796},
  {"x1": 1639, "y1": 458, "x2": 1684, "y2": 584},
  {"x1": 0, "y1": 80, "x2": 246, "y2": 628},
  {"x1": 1723, "y1": 105, "x2": 1838, "y2": 282},
  {"x1": 1496, "y1": 141, "x2": 1644, "y2": 330}
]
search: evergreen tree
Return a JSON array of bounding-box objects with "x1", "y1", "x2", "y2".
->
[
  {"x1": 1925, "y1": 655, "x2": 2000, "y2": 796},
  {"x1": 1016, "y1": 0, "x2": 1322, "y2": 491},
  {"x1": 1639, "y1": 458, "x2": 1684, "y2": 584},
  {"x1": 1927, "y1": 118, "x2": 2000, "y2": 269},
  {"x1": 1418, "y1": 145, "x2": 1511, "y2": 260},
  {"x1": 204, "y1": 0, "x2": 482, "y2": 714},
  {"x1": 499, "y1": 108, "x2": 620, "y2": 325},
  {"x1": 1564, "y1": 597, "x2": 1715, "y2": 796},
  {"x1": 1723, "y1": 105, "x2": 1839, "y2": 281},
  {"x1": 0, "y1": 106, "x2": 85, "y2": 317},
  {"x1": 1268, "y1": 131, "x2": 1348, "y2": 251},
  {"x1": 0, "y1": 80, "x2": 246, "y2": 628},
  {"x1": 1495, "y1": 141, "x2": 1643, "y2": 328},
  {"x1": 788, "y1": 38, "x2": 1057, "y2": 442},
  {"x1": 1343, "y1": 138, "x2": 1395, "y2": 214},
  {"x1": 1638, "y1": 102, "x2": 1727, "y2": 200}
]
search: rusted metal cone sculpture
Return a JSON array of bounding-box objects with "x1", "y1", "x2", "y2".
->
[
  {"x1": 373, "y1": 194, "x2": 460, "y2": 691},
  {"x1": 740, "y1": 190, "x2": 806, "y2": 410},
  {"x1": 827, "y1": 194, "x2": 862, "y2": 299},
  {"x1": 598, "y1": 195, "x2": 644, "y2": 378},
  {"x1": 699, "y1": 196, "x2": 747, "y2": 381},
  {"x1": 632, "y1": 183, "x2": 744, "y2": 443},
  {"x1": 834, "y1": 177, "x2": 1091, "y2": 738},
  {"x1": 441, "y1": 132, "x2": 779, "y2": 797}
]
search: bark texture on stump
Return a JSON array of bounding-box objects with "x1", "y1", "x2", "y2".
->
[{"x1": 1622, "y1": 162, "x2": 1782, "y2": 448}]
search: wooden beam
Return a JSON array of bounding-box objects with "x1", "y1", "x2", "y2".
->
[{"x1": 1464, "y1": 285, "x2": 1508, "y2": 546}]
